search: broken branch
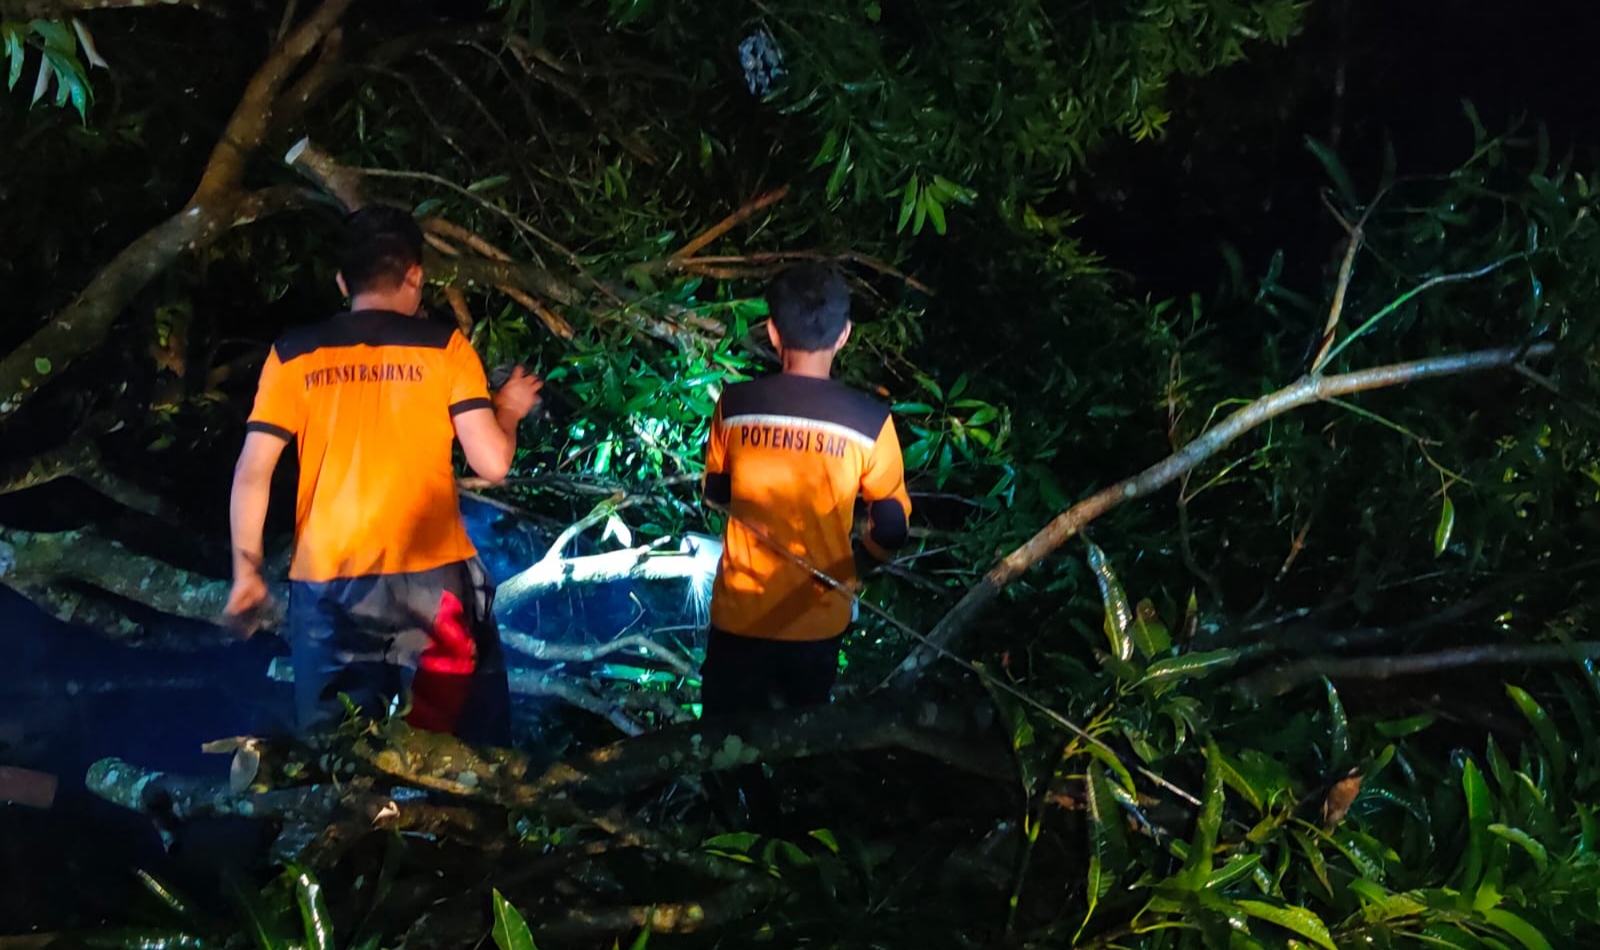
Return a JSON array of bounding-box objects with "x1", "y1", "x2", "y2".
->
[{"x1": 888, "y1": 342, "x2": 1557, "y2": 686}]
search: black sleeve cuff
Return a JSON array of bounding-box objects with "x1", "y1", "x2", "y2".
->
[
  {"x1": 246, "y1": 421, "x2": 294, "y2": 442},
  {"x1": 867, "y1": 499, "x2": 909, "y2": 550},
  {"x1": 703, "y1": 472, "x2": 732, "y2": 506},
  {"x1": 450, "y1": 397, "x2": 494, "y2": 416}
]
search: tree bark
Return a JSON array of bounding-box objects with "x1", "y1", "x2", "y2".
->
[
  {"x1": 0, "y1": 527, "x2": 287, "y2": 629},
  {"x1": 887, "y1": 342, "x2": 1557, "y2": 687}
]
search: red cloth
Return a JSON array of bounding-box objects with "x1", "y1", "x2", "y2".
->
[{"x1": 407, "y1": 589, "x2": 477, "y2": 733}]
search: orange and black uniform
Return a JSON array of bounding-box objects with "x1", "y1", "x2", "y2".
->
[
  {"x1": 701, "y1": 374, "x2": 911, "y2": 715},
  {"x1": 247, "y1": 310, "x2": 509, "y2": 743}
]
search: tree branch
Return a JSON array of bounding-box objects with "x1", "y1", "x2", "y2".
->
[
  {"x1": 671, "y1": 186, "x2": 790, "y2": 259},
  {"x1": 285, "y1": 136, "x2": 583, "y2": 336},
  {"x1": 1, "y1": 0, "x2": 206, "y2": 15},
  {"x1": 193, "y1": 0, "x2": 353, "y2": 200},
  {"x1": 501, "y1": 629, "x2": 698, "y2": 679},
  {"x1": 0, "y1": 0, "x2": 351, "y2": 424},
  {"x1": 888, "y1": 342, "x2": 1557, "y2": 687}
]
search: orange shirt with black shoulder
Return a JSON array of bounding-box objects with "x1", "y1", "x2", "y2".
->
[
  {"x1": 246, "y1": 310, "x2": 491, "y2": 583},
  {"x1": 703, "y1": 374, "x2": 912, "y2": 642}
]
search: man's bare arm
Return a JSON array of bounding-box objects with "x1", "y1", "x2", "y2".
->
[
  {"x1": 453, "y1": 405, "x2": 519, "y2": 484},
  {"x1": 454, "y1": 365, "x2": 541, "y2": 484},
  {"x1": 230, "y1": 431, "x2": 287, "y2": 578}
]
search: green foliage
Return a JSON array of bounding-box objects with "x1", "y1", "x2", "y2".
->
[
  {"x1": 491, "y1": 889, "x2": 540, "y2": 950},
  {"x1": 2, "y1": 16, "x2": 103, "y2": 119}
]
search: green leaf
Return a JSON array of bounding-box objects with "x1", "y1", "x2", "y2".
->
[
  {"x1": 1459, "y1": 757, "x2": 1491, "y2": 891},
  {"x1": 1181, "y1": 739, "x2": 1225, "y2": 888},
  {"x1": 33, "y1": 357, "x2": 51, "y2": 375},
  {"x1": 1374, "y1": 714, "x2": 1436, "y2": 738},
  {"x1": 1291, "y1": 830, "x2": 1334, "y2": 898},
  {"x1": 825, "y1": 141, "x2": 853, "y2": 201},
  {"x1": 1324, "y1": 677, "x2": 1350, "y2": 763},
  {"x1": 289, "y1": 865, "x2": 333, "y2": 950},
  {"x1": 1079, "y1": 763, "x2": 1114, "y2": 940},
  {"x1": 896, "y1": 175, "x2": 918, "y2": 233},
  {"x1": 5, "y1": 29, "x2": 23, "y2": 91},
  {"x1": 1479, "y1": 908, "x2": 1553, "y2": 950},
  {"x1": 925, "y1": 191, "x2": 948, "y2": 234},
  {"x1": 1141, "y1": 648, "x2": 1244, "y2": 684},
  {"x1": 966, "y1": 405, "x2": 1000, "y2": 427},
  {"x1": 1203, "y1": 853, "x2": 1262, "y2": 891},
  {"x1": 809, "y1": 829, "x2": 840, "y2": 854},
  {"x1": 227, "y1": 874, "x2": 289, "y2": 950},
  {"x1": 1234, "y1": 900, "x2": 1338, "y2": 950},
  {"x1": 1084, "y1": 537, "x2": 1134, "y2": 663},
  {"x1": 626, "y1": 926, "x2": 651, "y2": 950},
  {"x1": 1131, "y1": 598, "x2": 1172, "y2": 659},
  {"x1": 811, "y1": 128, "x2": 840, "y2": 170},
  {"x1": 1085, "y1": 740, "x2": 1139, "y2": 798},
  {"x1": 134, "y1": 870, "x2": 200, "y2": 925},
  {"x1": 1505, "y1": 685, "x2": 1568, "y2": 786},
  {"x1": 467, "y1": 174, "x2": 512, "y2": 193},
  {"x1": 1305, "y1": 136, "x2": 1360, "y2": 206},
  {"x1": 491, "y1": 889, "x2": 538, "y2": 950},
  {"x1": 703, "y1": 832, "x2": 760, "y2": 854},
  {"x1": 1434, "y1": 494, "x2": 1456, "y2": 557},
  {"x1": 1487, "y1": 824, "x2": 1549, "y2": 872}
]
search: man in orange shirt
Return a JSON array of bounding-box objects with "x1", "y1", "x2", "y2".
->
[
  {"x1": 701, "y1": 263, "x2": 911, "y2": 716},
  {"x1": 224, "y1": 208, "x2": 541, "y2": 745}
]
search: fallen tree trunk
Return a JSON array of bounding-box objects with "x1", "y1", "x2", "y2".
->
[
  {"x1": 887, "y1": 342, "x2": 1557, "y2": 687},
  {"x1": 0, "y1": 527, "x2": 284, "y2": 627},
  {"x1": 334, "y1": 695, "x2": 1008, "y2": 809}
]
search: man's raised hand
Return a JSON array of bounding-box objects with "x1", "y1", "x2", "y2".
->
[{"x1": 494, "y1": 365, "x2": 543, "y2": 420}]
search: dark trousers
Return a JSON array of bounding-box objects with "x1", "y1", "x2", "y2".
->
[
  {"x1": 287, "y1": 558, "x2": 511, "y2": 746},
  {"x1": 699, "y1": 627, "x2": 845, "y2": 718},
  {"x1": 699, "y1": 627, "x2": 845, "y2": 830}
]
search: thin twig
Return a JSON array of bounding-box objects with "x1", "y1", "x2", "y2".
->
[
  {"x1": 1516, "y1": 362, "x2": 1600, "y2": 424},
  {"x1": 1238, "y1": 641, "x2": 1600, "y2": 698},
  {"x1": 1308, "y1": 194, "x2": 1379, "y2": 374},
  {"x1": 1322, "y1": 254, "x2": 1527, "y2": 366}
]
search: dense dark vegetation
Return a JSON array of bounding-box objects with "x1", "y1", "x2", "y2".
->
[{"x1": 4, "y1": 1, "x2": 1600, "y2": 947}]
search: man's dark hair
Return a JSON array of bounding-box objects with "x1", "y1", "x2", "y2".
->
[
  {"x1": 338, "y1": 206, "x2": 424, "y2": 295},
  {"x1": 765, "y1": 262, "x2": 851, "y2": 352}
]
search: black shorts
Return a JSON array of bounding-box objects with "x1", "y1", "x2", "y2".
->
[
  {"x1": 286, "y1": 558, "x2": 510, "y2": 745},
  {"x1": 699, "y1": 626, "x2": 845, "y2": 718}
]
